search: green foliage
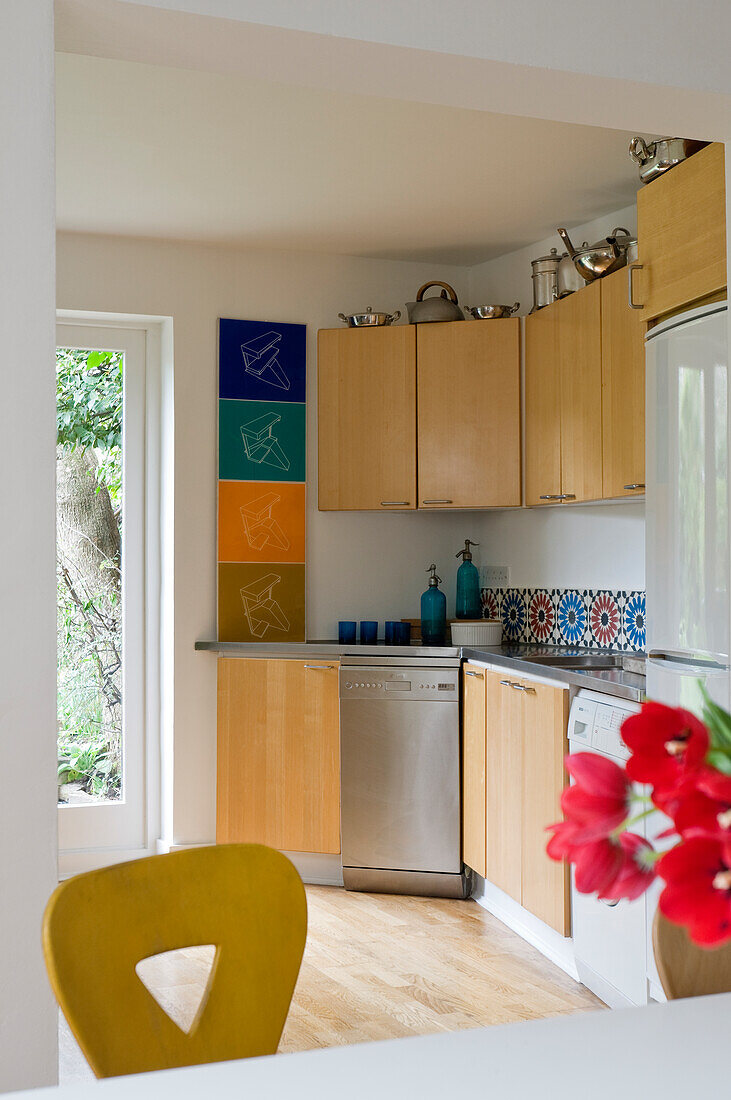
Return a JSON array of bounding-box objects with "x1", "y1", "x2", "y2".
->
[
  {"x1": 57, "y1": 347, "x2": 123, "y2": 504},
  {"x1": 701, "y1": 684, "x2": 731, "y2": 775},
  {"x1": 57, "y1": 347, "x2": 124, "y2": 802}
]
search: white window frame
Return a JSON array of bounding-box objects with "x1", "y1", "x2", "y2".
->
[{"x1": 56, "y1": 315, "x2": 166, "y2": 876}]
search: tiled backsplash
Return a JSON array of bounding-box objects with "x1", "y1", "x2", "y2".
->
[{"x1": 480, "y1": 587, "x2": 646, "y2": 651}]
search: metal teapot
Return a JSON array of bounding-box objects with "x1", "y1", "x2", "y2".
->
[
  {"x1": 406, "y1": 281, "x2": 464, "y2": 324},
  {"x1": 557, "y1": 226, "x2": 632, "y2": 283}
]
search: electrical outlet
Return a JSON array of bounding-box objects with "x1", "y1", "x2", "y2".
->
[{"x1": 481, "y1": 565, "x2": 510, "y2": 588}]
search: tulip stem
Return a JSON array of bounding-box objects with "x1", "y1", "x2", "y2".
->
[{"x1": 614, "y1": 807, "x2": 656, "y2": 834}]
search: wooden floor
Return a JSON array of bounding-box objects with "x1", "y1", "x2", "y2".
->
[{"x1": 59, "y1": 885, "x2": 602, "y2": 1082}]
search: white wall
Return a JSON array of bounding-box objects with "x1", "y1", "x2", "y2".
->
[
  {"x1": 0, "y1": 1, "x2": 59, "y2": 1092},
  {"x1": 111, "y1": 0, "x2": 731, "y2": 96},
  {"x1": 468, "y1": 204, "x2": 637, "y2": 318},
  {"x1": 470, "y1": 203, "x2": 645, "y2": 593},
  {"x1": 56, "y1": 232, "x2": 474, "y2": 845},
  {"x1": 477, "y1": 504, "x2": 645, "y2": 592}
]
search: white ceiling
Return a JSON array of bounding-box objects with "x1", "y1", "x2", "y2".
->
[{"x1": 55, "y1": 51, "x2": 644, "y2": 265}]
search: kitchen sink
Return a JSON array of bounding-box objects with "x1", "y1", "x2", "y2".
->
[{"x1": 524, "y1": 653, "x2": 645, "y2": 674}]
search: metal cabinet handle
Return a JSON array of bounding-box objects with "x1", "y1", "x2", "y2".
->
[
  {"x1": 499, "y1": 679, "x2": 513, "y2": 686},
  {"x1": 380, "y1": 501, "x2": 409, "y2": 507},
  {"x1": 561, "y1": 494, "x2": 576, "y2": 501},
  {"x1": 623, "y1": 483, "x2": 645, "y2": 491},
  {"x1": 422, "y1": 499, "x2": 453, "y2": 505},
  {"x1": 628, "y1": 262, "x2": 644, "y2": 310},
  {"x1": 512, "y1": 683, "x2": 536, "y2": 694},
  {"x1": 539, "y1": 493, "x2": 575, "y2": 501},
  {"x1": 304, "y1": 664, "x2": 335, "y2": 670},
  {"x1": 465, "y1": 669, "x2": 484, "y2": 679}
]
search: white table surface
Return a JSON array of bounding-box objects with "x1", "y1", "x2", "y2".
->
[{"x1": 13, "y1": 996, "x2": 728, "y2": 1099}]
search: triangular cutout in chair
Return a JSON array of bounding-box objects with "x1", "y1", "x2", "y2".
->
[{"x1": 135, "y1": 944, "x2": 218, "y2": 1034}]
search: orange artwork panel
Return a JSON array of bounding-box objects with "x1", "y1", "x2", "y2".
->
[{"x1": 218, "y1": 480, "x2": 305, "y2": 564}]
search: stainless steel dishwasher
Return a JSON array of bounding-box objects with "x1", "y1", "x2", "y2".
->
[{"x1": 339, "y1": 653, "x2": 469, "y2": 898}]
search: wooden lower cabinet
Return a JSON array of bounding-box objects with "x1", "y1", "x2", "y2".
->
[
  {"x1": 485, "y1": 670, "x2": 570, "y2": 935},
  {"x1": 462, "y1": 663, "x2": 487, "y2": 877},
  {"x1": 486, "y1": 671, "x2": 524, "y2": 904},
  {"x1": 521, "y1": 682, "x2": 570, "y2": 935},
  {"x1": 217, "y1": 658, "x2": 341, "y2": 853}
]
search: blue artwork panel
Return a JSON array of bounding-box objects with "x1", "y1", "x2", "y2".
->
[{"x1": 219, "y1": 318, "x2": 306, "y2": 403}]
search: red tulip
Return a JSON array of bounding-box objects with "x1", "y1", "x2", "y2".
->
[
  {"x1": 573, "y1": 837, "x2": 626, "y2": 894},
  {"x1": 598, "y1": 832, "x2": 656, "y2": 901},
  {"x1": 622, "y1": 702, "x2": 709, "y2": 795},
  {"x1": 657, "y1": 837, "x2": 731, "y2": 947},
  {"x1": 559, "y1": 753, "x2": 632, "y2": 840},
  {"x1": 671, "y1": 767, "x2": 731, "y2": 855}
]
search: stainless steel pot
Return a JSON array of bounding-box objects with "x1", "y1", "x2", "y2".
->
[
  {"x1": 530, "y1": 248, "x2": 560, "y2": 312},
  {"x1": 557, "y1": 226, "x2": 632, "y2": 283},
  {"x1": 338, "y1": 306, "x2": 401, "y2": 327},
  {"x1": 464, "y1": 302, "x2": 520, "y2": 319},
  {"x1": 557, "y1": 252, "x2": 585, "y2": 297},
  {"x1": 629, "y1": 136, "x2": 707, "y2": 184},
  {"x1": 406, "y1": 281, "x2": 464, "y2": 324}
]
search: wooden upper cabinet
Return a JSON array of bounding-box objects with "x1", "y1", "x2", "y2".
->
[
  {"x1": 526, "y1": 283, "x2": 603, "y2": 506},
  {"x1": 636, "y1": 142, "x2": 727, "y2": 321},
  {"x1": 520, "y1": 681, "x2": 570, "y2": 936},
  {"x1": 217, "y1": 658, "x2": 341, "y2": 854},
  {"x1": 601, "y1": 268, "x2": 646, "y2": 499},
  {"x1": 462, "y1": 663, "x2": 487, "y2": 878},
  {"x1": 525, "y1": 304, "x2": 561, "y2": 506},
  {"x1": 558, "y1": 280, "x2": 603, "y2": 504},
  {"x1": 417, "y1": 320, "x2": 521, "y2": 508},
  {"x1": 318, "y1": 326, "x2": 417, "y2": 510}
]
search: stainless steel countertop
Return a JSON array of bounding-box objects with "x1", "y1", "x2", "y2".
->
[{"x1": 195, "y1": 640, "x2": 645, "y2": 701}]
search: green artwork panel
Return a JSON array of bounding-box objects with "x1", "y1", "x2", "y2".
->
[
  {"x1": 219, "y1": 398, "x2": 305, "y2": 482},
  {"x1": 218, "y1": 562, "x2": 306, "y2": 642}
]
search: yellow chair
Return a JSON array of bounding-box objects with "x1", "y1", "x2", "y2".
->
[
  {"x1": 43, "y1": 844, "x2": 307, "y2": 1078},
  {"x1": 653, "y1": 910, "x2": 731, "y2": 999}
]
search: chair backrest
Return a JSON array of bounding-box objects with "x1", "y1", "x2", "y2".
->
[
  {"x1": 653, "y1": 910, "x2": 731, "y2": 999},
  {"x1": 43, "y1": 844, "x2": 307, "y2": 1078}
]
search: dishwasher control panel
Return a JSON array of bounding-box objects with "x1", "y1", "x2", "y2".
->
[{"x1": 340, "y1": 666, "x2": 459, "y2": 701}]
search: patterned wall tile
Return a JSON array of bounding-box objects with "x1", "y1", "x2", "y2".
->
[
  {"x1": 480, "y1": 585, "x2": 646, "y2": 650},
  {"x1": 526, "y1": 588, "x2": 557, "y2": 644},
  {"x1": 623, "y1": 590, "x2": 647, "y2": 650},
  {"x1": 501, "y1": 588, "x2": 527, "y2": 642},
  {"x1": 557, "y1": 590, "x2": 588, "y2": 646}
]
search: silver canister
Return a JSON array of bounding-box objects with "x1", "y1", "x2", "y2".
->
[{"x1": 530, "y1": 247, "x2": 561, "y2": 312}]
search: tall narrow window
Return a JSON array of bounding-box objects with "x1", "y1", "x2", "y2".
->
[{"x1": 56, "y1": 324, "x2": 149, "y2": 866}]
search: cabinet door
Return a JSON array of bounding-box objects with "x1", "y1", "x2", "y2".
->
[
  {"x1": 417, "y1": 320, "x2": 521, "y2": 508},
  {"x1": 520, "y1": 680, "x2": 570, "y2": 935},
  {"x1": 558, "y1": 281, "x2": 603, "y2": 503},
  {"x1": 525, "y1": 304, "x2": 561, "y2": 506},
  {"x1": 636, "y1": 143, "x2": 726, "y2": 322},
  {"x1": 317, "y1": 326, "x2": 416, "y2": 511},
  {"x1": 486, "y1": 671, "x2": 523, "y2": 902},
  {"x1": 462, "y1": 663, "x2": 487, "y2": 877},
  {"x1": 217, "y1": 658, "x2": 341, "y2": 853},
  {"x1": 601, "y1": 269, "x2": 646, "y2": 499}
]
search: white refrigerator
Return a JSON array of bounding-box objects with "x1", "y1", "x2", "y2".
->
[
  {"x1": 645, "y1": 300, "x2": 729, "y2": 711},
  {"x1": 644, "y1": 300, "x2": 729, "y2": 1001}
]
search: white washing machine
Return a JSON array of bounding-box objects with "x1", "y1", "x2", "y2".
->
[{"x1": 568, "y1": 689, "x2": 648, "y2": 1008}]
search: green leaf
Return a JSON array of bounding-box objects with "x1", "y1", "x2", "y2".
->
[{"x1": 707, "y1": 749, "x2": 731, "y2": 776}]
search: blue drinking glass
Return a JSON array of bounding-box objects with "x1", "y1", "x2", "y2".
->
[
  {"x1": 396, "y1": 621, "x2": 411, "y2": 646},
  {"x1": 385, "y1": 620, "x2": 399, "y2": 645},
  {"x1": 360, "y1": 620, "x2": 378, "y2": 645},
  {"x1": 338, "y1": 620, "x2": 357, "y2": 644}
]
